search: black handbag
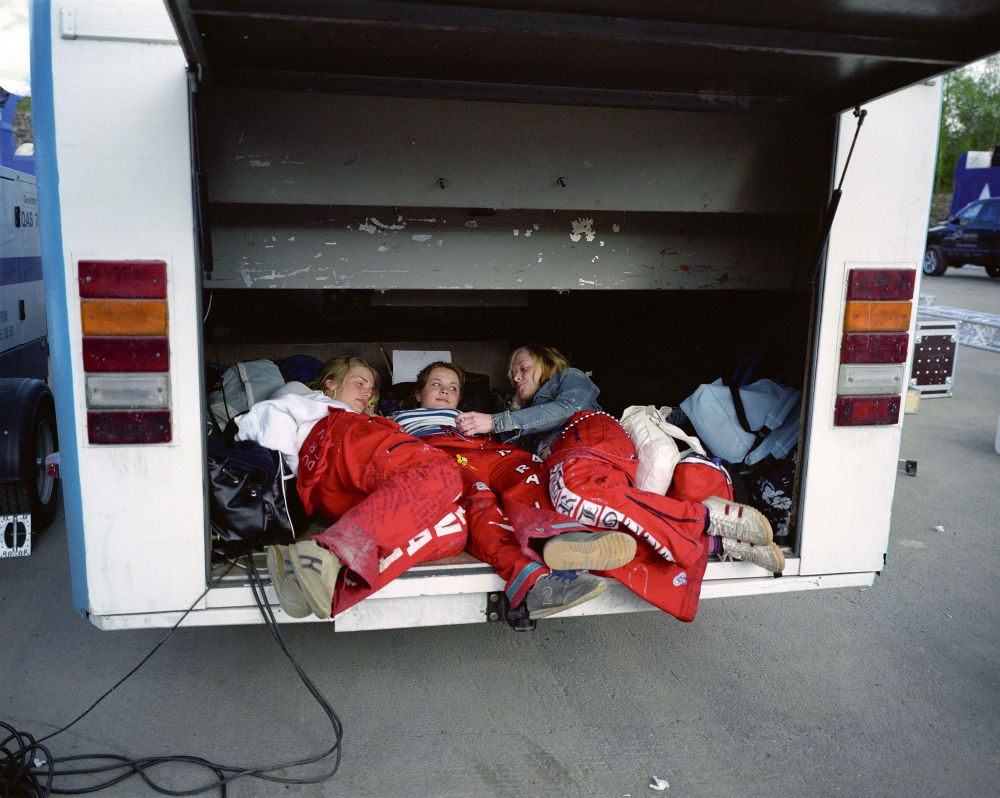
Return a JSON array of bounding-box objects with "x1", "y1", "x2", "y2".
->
[{"x1": 206, "y1": 434, "x2": 305, "y2": 560}]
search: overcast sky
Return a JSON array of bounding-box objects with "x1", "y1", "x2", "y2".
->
[{"x1": 0, "y1": 0, "x2": 30, "y2": 95}]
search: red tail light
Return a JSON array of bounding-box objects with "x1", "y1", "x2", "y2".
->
[
  {"x1": 834, "y1": 396, "x2": 901, "y2": 427},
  {"x1": 88, "y1": 411, "x2": 172, "y2": 444},
  {"x1": 841, "y1": 332, "x2": 908, "y2": 364},
  {"x1": 83, "y1": 337, "x2": 169, "y2": 372},
  {"x1": 79, "y1": 261, "x2": 167, "y2": 299},
  {"x1": 847, "y1": 268, "x2": 916, "y2": 301}
]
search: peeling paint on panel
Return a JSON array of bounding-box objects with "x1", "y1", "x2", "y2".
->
[
  {"x1": 513, "y1": 230, "x2": 519, "y2": 236},
  {"x1": 570, "y1": 217, "x2": 595, "y2": 242},
  {"x1": 282, "y1": 159, "x2": 305, "y2": 165},
  {"x1": 370, "y1": 217, "x2": 406, "y2": 231},
  {"x1": 249, "y1": 160, "x2": 270, "y2": 167},
  {"x1": 437, "y1": 241, "x2": 443, "y2": 246},
  {"x1": 315, "y1": 276, "x2": 330, "y2": 280},
  {"x1": 378, "y1": 245, "x2": 388, "y2": 252},
  {"x1": 600, "y1": 241, "x2": 605, "y2": 246},
  {"x1": 612, "y1": 224, "x2": 621, "y2": 233},
  {"x1": 325, "y1": 242, "x2": 336, "y2": 245},
  {"x1": 465, "y1": 220, "x2": 478, "y2": 228},
  {"x1": 409, "y1": 218, "x2": 437, "y2": 222},
  {"x1": 287, "y1": 236, "x2": 295, "y2": 242},
  {"x1": 524, "y1": 230, "x2": 531, "y2": 237},
  {"x1": 314, "y1": 253, "x2": 322, "y2": 258},
  {"x1": 412, "y1": 234, "x2": 433, "y2": 242},
  {"x1": 359, "y1": 220, "x2": 377, "y2": 234}
]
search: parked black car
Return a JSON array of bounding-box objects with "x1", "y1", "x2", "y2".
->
[{"x1": 924, "y1": 198, "x2": 1000, "y2": 278}]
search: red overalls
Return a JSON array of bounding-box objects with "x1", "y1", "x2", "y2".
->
[
  {"x1": 420, "y1": 433, "x2": 562, "y2": 606},
  {"x1": 297, "y1": 409, "x2": 469, "y2": 618},
  {"x1": 541, "y1": 411, "x2": 732, "y2": 622}
]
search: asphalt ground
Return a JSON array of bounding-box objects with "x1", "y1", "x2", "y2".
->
[{"x1": 2, "y1": 270, "x2": 999, "y2": 798}]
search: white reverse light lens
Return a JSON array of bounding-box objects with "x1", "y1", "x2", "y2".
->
[
  {"x1": 837, "y1": 364, "x2": 905, "y2": 396},
  {"x1": 86, "y1": 374, "x2": 170, "y2": 408}
]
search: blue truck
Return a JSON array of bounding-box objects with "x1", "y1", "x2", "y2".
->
[
  {"x1": 924, "y1": 150, "x2": 1000, "y2": 278},
  {"x1": 1, "y1": 88, "x2": 59, "y2": 556}
]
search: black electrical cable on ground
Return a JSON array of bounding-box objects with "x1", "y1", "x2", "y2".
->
[{"x1": 1, "y1": 555, "x2": 343, "y2": 797}]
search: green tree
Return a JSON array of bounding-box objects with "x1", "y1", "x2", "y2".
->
[{"x1": 935, "y1": 55, "x2": 1000, "y2": 193}]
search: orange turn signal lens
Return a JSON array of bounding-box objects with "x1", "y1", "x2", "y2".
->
[
  {"x1": 843, "y1": 301, "x2": 911, "y2": 333},
  {"x1": 81, "y1": 300, "x2": 168, "y2": 336}
]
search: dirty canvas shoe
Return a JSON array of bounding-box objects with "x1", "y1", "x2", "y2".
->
[
  {"x1": 526, "y1": 571, "x2": 607, "y2": 620},
  {"x1": 266, "y1": 545, "x2": 312, "y2": 619},
  {"x1": 288, "y1": 540, "x2": 342, "y2": 620},
  {"x1": 719, "y1": 538, "x2": 785, "y2": 573},
  {"x1": 703, "y1": 496, "x2": 773, "y2": 545},
  {"x1": 542, "y1": 530, "x2": 637, "y2": 571}
]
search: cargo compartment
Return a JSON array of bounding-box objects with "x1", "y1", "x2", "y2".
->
[{"x1": 195, "y1": 86, "x2": 835, "y2": 619}]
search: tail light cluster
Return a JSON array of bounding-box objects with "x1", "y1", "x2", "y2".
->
[
  {"x1": 834, "y1": 268, "x2": 915, "y2": 427},
  {"x1": 79, "y1": 260, "x2": 172, "y2": 444}
]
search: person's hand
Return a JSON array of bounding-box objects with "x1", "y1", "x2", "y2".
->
[{"x1": 455, "y1": 412, "x2": 493, "y2": 437}]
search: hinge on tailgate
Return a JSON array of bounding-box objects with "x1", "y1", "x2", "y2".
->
[{"x1": 486, "y1": 592, "x2": 536, "y2": 632}]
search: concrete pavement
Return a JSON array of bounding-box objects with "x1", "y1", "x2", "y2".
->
[{"x1": 2, "y1": 272, "x2": 998, "y2": 798}]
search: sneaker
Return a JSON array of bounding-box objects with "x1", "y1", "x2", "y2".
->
[
  {"x1": 703, "y1": 496, "x2": 773, "y2": 545},
  {"x1": 525, "y1": 571, "x2": 607, "y2": 620},
  {"x1": 542, "y1": 531, "x2": 637, "y2": 571},
  {"x1": 288, "y1": 540, "x2": 342, "y2": 620},
  {"x1": 719, "y1": 538, "x2": 785, "y2": 573},
  {"x1": 266, "y1": 545, "x2": 312, "y2": 619}
]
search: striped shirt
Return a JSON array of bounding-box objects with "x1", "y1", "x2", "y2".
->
[{"x1": 390, "y1": 407, "x2": 462, "y2": 438}]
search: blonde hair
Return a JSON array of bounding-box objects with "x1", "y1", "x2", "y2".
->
[
  {"x1": 309, "y1": 356, "x2": 381, "y2": 401},
  {"x1": 508, "y1": 345, "x2": 570, "y2": 388}
]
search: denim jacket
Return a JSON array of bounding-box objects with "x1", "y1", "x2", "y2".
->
[{"x1": 492, "y1": 368, "x2": 601, "y2": 457}]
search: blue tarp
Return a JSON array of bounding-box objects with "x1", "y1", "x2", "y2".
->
[{"x1": 950, "y1": 151, "x2": 1000, "y2": 215}]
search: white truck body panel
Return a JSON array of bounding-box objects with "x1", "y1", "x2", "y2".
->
[
  {"x1": 33, "y1": 0, "x2": 941, "y2": 631},
  {"x1": 800, "y1": 83, "x2": 941, "y2": 576}
]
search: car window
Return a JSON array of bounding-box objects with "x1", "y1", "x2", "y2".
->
[
  {"x1": 976, "y1": 201, "x2": 1000, "y2": 226},
  {"x1": 957, "y1": 202, "x2": 983, "y2": 220}
]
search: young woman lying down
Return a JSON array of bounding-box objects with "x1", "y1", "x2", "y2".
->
[{"x1": 454, "y1": 345, "x2": 785, "y2": 623}]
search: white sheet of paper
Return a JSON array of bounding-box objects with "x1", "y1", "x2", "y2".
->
[{"x1": 392, "y1": 350, "x2": 452, "y2": 384}]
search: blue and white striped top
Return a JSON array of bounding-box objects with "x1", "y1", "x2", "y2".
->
[{"x1": 390, "y1": 407, "x2": 462, "y2": 438}]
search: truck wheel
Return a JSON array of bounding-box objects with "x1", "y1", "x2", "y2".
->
[
  {"x1": 922, "y1": 245, "x2": 948, "y2": 276},
  {"x1": 986, "y1": 265, "x2": 1000, "y2": 279},
  {"x1": 0, "y1": 379, "x2": 60, "y2": 529}
]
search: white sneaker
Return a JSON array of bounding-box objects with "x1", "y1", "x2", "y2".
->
[
  {"x1": 288, "y1": 540, "x2": 342, "y2": 620},
  {"x1": 266, "y1": 545, "x2": 312, "y2": 619},
  {"x1": 720, "y1": 538, "x2": 785, "y2": 572},
  {"x1": 703, "y1": 496, "x2": 773, "y2": 545}
]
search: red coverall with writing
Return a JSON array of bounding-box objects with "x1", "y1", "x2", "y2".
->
[
  {"x1": 296, "y1": 409, "x2": 469, "y2": 618},
  {"x1": 540, "y1": 411, "x2": 732, "y2": 622},
  {"x1": 420, "y1": 433, "x2": 568, "y2": 607}
]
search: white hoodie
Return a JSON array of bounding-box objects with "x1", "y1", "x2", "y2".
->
[{"x1": 234, "y1": 389, "x2": 353, "y2": 475}]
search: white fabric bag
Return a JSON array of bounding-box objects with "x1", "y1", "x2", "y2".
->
[{"x1": 620, "y1": 405, "x2": 706, "y2": 494}]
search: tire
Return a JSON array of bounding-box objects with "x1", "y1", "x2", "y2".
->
[
  {"x1": 986, "y1": 264, "x2": 1000, "y2": 279},
  {"x1": 922, "y1": 245, "x2": 948, "y2": 276},
  {"x1": 0, "y1": 379, "x2": 60, "y2": 529}
]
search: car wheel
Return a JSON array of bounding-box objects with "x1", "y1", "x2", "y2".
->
[
  {"x1": 986, "y1": 264, "x2": 1000, "y2": 279},
  {"x1": 922, "y1": 245, "x2": 948, "y2": 276},
  {"x1": 0, "y1": 379, "x2": 60, "y2": 529}
]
